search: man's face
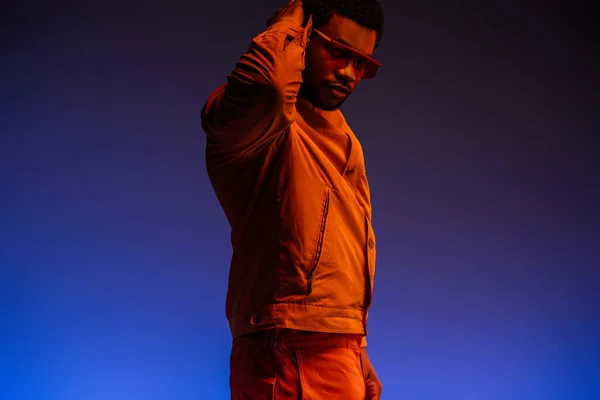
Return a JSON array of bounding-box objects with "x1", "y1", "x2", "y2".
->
[{"x1": 301, "y1": 14, "x2": 378, "y2": 111}]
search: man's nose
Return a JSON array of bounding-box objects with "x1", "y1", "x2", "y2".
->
[{"x1": 336, "y1": 60, "x2": 358, "y2": 82}]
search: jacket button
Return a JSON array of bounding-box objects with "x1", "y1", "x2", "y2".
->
[
  {"x1": 345, "y1": 168, "x2": 355, "y2": 176},
  {"x1": 368, "y1": 238, "x2": 375, "y2": 248}
]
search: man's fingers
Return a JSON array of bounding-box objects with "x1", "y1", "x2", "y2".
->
[
  {"x1": 272, "y1": 0, "x2": 304, "y2": 26},
  {"x1": 284, "y1": 0, "x2": 301, "y2": 11},
  {"x1": 285, "y1": 0, "x2": 303, "y2": 11}
]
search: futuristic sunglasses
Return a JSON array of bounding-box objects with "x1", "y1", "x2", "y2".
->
[{"x1": 312, "y1": 28, "x2": 382, "y2": 79}]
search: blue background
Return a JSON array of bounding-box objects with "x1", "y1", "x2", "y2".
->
[{"x1": 1, "y1": 1, "x2": 598, "y2": 399}]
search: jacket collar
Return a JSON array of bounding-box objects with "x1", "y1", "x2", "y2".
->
[{"x1": 296, "y1": 96, "x2": 350, "y2": 135}]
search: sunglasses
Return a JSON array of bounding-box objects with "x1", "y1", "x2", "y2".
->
[{"x1": 312, "y1": 29, "x2": 382, "y2": 80}]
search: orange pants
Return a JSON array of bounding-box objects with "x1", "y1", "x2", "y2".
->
[{"x1": 230, "y1": 329, "x2": 367, "y2": 400}]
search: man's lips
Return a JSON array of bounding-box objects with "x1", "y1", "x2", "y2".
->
[{"x1": 327, "y1": 84, "x2": 350, "y2": 94}]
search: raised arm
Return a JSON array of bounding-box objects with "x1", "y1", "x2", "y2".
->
[{"x1": 201, "y1": 0, "x2": 311, "y2": 153}]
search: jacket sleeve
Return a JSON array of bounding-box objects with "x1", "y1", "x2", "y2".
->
[{"x1": 201, "y1": 17, "x2": 313, "y2": 153}]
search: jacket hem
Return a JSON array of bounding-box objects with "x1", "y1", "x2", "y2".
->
[{"x1": 229, "y1": 302, "x2": 367, "y2": 342}]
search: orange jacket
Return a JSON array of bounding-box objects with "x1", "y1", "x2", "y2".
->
[{"x1": 201, "y1": 18, "x2": 376, "y2": 346}]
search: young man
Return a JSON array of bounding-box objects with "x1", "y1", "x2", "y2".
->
[{"x1": 201, "y1": 0, "x2": 384, "y2": 398}]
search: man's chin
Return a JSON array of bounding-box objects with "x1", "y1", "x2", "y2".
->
[
  {"x1": 315, "y1": 95, "x2": 346, "y2": 111},
  {"x1": 299, "y1": 86, "x2": 347, "y2": 111},
  {"x1": 318, "y1": 102, "x2": 341, "y2": 111}
]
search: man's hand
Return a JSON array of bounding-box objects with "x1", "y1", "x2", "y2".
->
[
  {"x1": 361, "y1": 347, "x2": 383, "y2": 399},
  {"x1": 266, "y1": 0, "x2": 305, "y2": 27}
]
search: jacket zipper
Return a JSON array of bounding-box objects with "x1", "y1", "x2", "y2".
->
[{"x1": 307, "y1": 189, "x2": 330, "y2": 295}]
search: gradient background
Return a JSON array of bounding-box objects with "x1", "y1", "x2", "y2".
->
[{"x1": 1, "y1": 1, "x2": 598, "y2": 399}]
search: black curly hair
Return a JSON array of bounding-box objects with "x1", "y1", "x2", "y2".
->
[{"x1": 267, "y1": 0, "x2": 385, "y2": 48}]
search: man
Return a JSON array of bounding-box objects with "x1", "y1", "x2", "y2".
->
[{"x1": 201, "y1": 0, "x2": 384, "y2": 398}]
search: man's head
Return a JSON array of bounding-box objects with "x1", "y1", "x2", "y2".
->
[{"x1": 301, "y1": 0, "x2": 385, "y2": 110}]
